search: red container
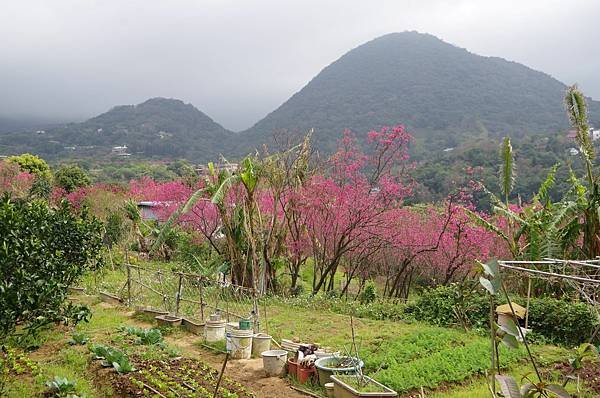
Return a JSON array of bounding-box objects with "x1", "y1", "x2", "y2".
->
[
  {"x1": 297, "y1": 366, "x2": 315, "y2": 384},
  {"x1": 287, "y1": 358, "x2": 298, "y2": 378}
]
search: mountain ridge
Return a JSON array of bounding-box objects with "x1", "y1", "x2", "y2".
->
[
  {"x1": 0, "y1": 97, "x2": 234, "y2": 160},
  {"x1": 1, "y1": 31, "x2": 599, "y2": 162},
  {"x1": 235, "y1": 31, "x2": 600, "y2": 158}
]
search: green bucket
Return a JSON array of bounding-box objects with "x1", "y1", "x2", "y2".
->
[{"x1": 239, "y1": 318, "x2": 252, "y2": 330}]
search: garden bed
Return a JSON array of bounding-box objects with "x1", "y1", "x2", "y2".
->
[{"x1": 110, "y1": 357, "x2": 255, "y2": 398}]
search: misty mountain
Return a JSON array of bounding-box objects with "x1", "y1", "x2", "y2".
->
[
  {"x1": 235, "y1": 32, "x2": 600, "y2": 158},
  {"x1": 0, "y1": 98, "x2": 234, "y2": 161},
  {"x1": 1, "y1": 32, "x2": 599, "y2": 165}
]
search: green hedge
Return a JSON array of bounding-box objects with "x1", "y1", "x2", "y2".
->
[{"x1": 406, "y1": 285, "x2": 599, "y2": 346}]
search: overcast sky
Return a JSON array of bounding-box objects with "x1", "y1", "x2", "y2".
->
[{"x1": 1, "y1": 0, "x2": 599, "y2": 131}]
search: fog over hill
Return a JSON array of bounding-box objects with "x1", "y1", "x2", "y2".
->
[
  {"x1": 235, "y1": 32, "x2": 600, "y2": 158},
  {"x1": 1, "y1": 32, "x2": 599, "y2": 164}
]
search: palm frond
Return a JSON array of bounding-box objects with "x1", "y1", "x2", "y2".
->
[
  {"x1": 492, "y1": 205, "x2": 526, "y2": 226},
  {"x1": 211, "y1": 174, "x2": 239, "y2": 205},
  {"x1": 464, "y1": 208, "x2": 510, "y2": 243}
]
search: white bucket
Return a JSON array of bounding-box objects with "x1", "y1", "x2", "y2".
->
[
  {"x1": 252, "y1": 333, "x2": 272, "y2": 358},
  {"x1": 204, "y1": 320, "x2": 226, "y2": 342},
  {"x1": 225, "y1": 322, "x2": 238, "y2": 352},
  {"x1": 229, "y1": 329, "x2": 253, "y2": 359},
  {"x1": 261, "y1": 350, "x2": 287, "y2": 376}
]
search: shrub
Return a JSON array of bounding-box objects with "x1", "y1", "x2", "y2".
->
[
  {"x1": 405, "y1": 284, "x2": 489, "y2": 329},
  {"x1": 406, "y1": 285, "x2": 600, "y2": 346},
  {"x1": 358, "y1": 281, "x2": 377, "y2": 304},
  {"x1": 104, "y1": 211, "x2": 126, "y2": 247},
  {"x1": 7, "y1": 153, "x2": 51, "y2": 179},
  {"x1": 0, "y1": 195, "x2": 103, "y2": 342},
  {"x1": 54, "y1": 165, "x2": 91, "y2": 193},
  {"x1": 527, "y1": 297, "x2": 599, "y2": 346}
]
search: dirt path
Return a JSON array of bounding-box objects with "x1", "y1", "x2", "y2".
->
[
  {"x1": 76, "y1": 297, "x2": 310, "y2": 397},
  {"x1": 165, "y1": 332, "x2": 309, "y2": 398}
]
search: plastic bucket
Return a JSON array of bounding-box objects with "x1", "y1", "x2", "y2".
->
[
  {"x1": 287, "y1": 358, "x2": 298, "y2": 378},
  {"x1": 314, "y1": 356, "x2": 364, "y2": 387},
  {"x1": 229, "y1": 329, "x2": 253, "y2": 359},
  {"x1": 252, "y1": 333, "x2": 272, "y2": 358},
  {"x1": 297, "y1": 367, "x2": 315, "y2": 384},
  {"x1": 204, "y1": 320, "x2": 226, "y2": 342},
  {"x1": 225, "y1": 322, "x2": 237, "y2": 352},
  {"x1": 261, "y1": 350, "x2": 287, "y2": 377},
  {"x1": 239, "y1": 318, "x2": 252, "y2": 330}
]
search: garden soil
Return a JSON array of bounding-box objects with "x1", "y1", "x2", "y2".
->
[{"x1": 166, "y1": 333, "x2": 307, "y2": 398}]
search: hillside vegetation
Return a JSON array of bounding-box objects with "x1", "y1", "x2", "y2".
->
[
  {"x1": 0, "y1": 98, "x2": 233, "y2": 161},
  {"x1": 237, "y1": 32, "x2": 600, "y2": 157}
]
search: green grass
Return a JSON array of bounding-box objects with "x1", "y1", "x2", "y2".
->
[{"x1": 263, "y1": 301, "x2": 531, "y2": 394}]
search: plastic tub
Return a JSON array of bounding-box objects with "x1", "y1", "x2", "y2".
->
[
  {"x1": 252, "y1": 333, "x2": 272, "y2": 357},
  {"x1": 314, "y1": 356, "x2": 364, "y2": 387},
  {"x1": 331, "y1": 375, "x2": 398, "y2": 397},
  {"x1": 287, "y1": 358, "x2": 298, "y2": 378},
  {"x1": 204, "y1": 320, "x2": 226, "y2": 342},
  {"x1": 261, "y1": 350, "x2": 287, "y2": 376},
  {"x1": 225, "y1": 322, "x2": 237, "y2": 352},
  {"x1": 229, "y1": 328, "x2": 253, "y2": 359},
  {"x1": 297, "y1": 367, "x2": 315, "y2": 384}
]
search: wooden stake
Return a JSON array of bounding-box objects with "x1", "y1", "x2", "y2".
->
[
  {"x1": 213, "y1": 352, "x2": 230, "y2": 398},
  {"x1": 175, "y1": 274, "x2": 183, "y2": 316}
]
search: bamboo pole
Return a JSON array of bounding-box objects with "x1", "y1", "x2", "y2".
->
[
  {"x1": 213, "y1": 353, "x2": 230, "y2": 398},
  {"x1": 498, "y1": 263, "x2": 600, "y2": 284}
]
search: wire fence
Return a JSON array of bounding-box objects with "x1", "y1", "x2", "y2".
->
[{"x1": 89, "y1": 263, "x2": 260, "y2": 329}]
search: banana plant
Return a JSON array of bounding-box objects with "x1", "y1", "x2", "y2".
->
[
  {"x1": 468, "y1": 138, "x2": 579, "y2": 261},
  {"x1": 564, "y1": 85, "x2": 600, "y2": 258},
  {"x1": 151, "y1": 157, "x2": 263, "y2": 289}
]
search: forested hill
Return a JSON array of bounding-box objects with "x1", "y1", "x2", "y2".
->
[
  {"x1": 1, "y1": 31, "x2": 599, "y2": 167},
  {"x1": 234, "y1": 31, "x2": 600, "y2": 158},
  {"x1": 0, "y1": 98, "x2": 234, "y2": 161}
]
